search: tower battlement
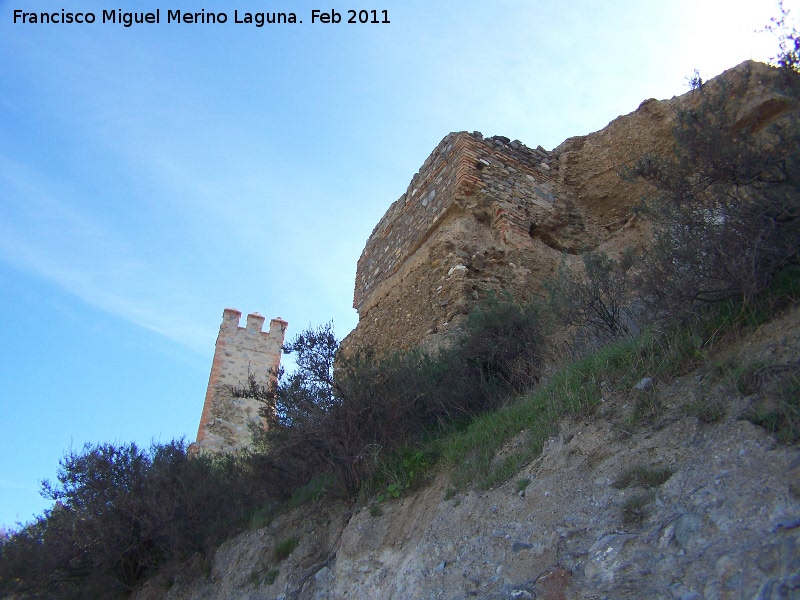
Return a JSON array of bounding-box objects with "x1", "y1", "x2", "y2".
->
[{"x1": 192, "y1": 309, "x2": 287, "y2": 453}]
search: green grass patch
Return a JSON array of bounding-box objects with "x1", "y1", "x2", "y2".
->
[
  {"x1": 287, "y1": 472, "x2": 334, "y2": 509},
  {"x1": 682, "y1": 397, "x2": 726, "y2": 423},
  {"x1": 364, "y1": 446, "x2": 437, "y2": 503},
  {"x1": 273, "y1": 537, "x2": 298, "y2": 562},
  {"x1": 613, "y1": 464, "x2": 673, "y2": 489},
  {"x1": 247, "y1": 500, "x2": 282, "y2": 530},
  {"x1": 438, "y1": 325, "x2": 702, "y2": 489},
  {"x1": 743, "y1": 365, "x2": 800, "y2": 444},
  {"x1": 439, "y1": 391, "x2": 557, "y2": 489},
  {"x1": 264, "y1": 568, "x2": 279, "y2": 585},
  {"x1": 435, "y1": 276, "x2": 800, "y2": 491},
  {"x1": 621, "y1": 491, "x2": 654, "y2": 525},
  {"x1": 251, "y1": 566, "x2": 279, "y2": 587}
]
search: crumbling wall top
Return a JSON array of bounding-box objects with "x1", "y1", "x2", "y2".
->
[{"x1": 353, "y1": 131, "x2": 555, "y2": 314}]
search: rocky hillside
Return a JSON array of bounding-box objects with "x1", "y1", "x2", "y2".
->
[
  {"x1": 123, "y1": 60, "x2": 800, "y2": 600},
  {"x1": 3, "y1": 55, "x2": 798, "y2": 600},
  {"x1": 135, "y1": 305, "x2": 800, "y2": 600}
]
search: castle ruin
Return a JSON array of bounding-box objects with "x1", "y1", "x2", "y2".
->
[
  {"x1": 191, "y1": 308, "x2": 287, "y2": 453},
  {"x1": 343, "y1": 61, "x2": 793, "y2": 353},
  {"x1": 342, "y1": 131, "x2": 572, "y2": 356},
  {"x1": 189, "y1": 62, "x2": 789, "y2": 449},
  {"x1": 343, "y1": 62, "x2": 790, "y2": 358}
]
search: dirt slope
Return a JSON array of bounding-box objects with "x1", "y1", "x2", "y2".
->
[{"x1": 135, "y1": 306, "x2": 800, "y2": 600}]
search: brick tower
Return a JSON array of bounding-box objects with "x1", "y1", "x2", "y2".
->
[{"x1": 191, "y1": 308, "x2": 287, "y2": 453}]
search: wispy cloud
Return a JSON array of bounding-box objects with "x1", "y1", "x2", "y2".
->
[{"x1": 0, "y1": 155, "x2": 211, "y2": 351}]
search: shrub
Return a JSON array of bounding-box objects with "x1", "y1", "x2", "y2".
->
[
  {"x1": 273, "y1": 537, "x2": 298, "y2": 561},
  {"x1": 368, "y1": 447, "x2": 436, "y2": 503},
  {"x1": 0, "y1": 440, "x2": 293, "y2": 598},
  {"x1": 454, "y1": 296, "x2": 545, "y2": 395},
  {"x1": 621, "y1": 492, "x2": 654, "y2": 525},
  {"x1": 545, "y1": 250, "x2": 636, "y2": 343},
  {"x1": 264, "y1": 568, "x2": 279, "y2": 585},
  {"x1": 240, "y1": 299, "x2": 544, "y2": 497},
  {"x1": 613, "y1": 464, "x2": 673, "y2": 489},
  {"x1": 628, "y1": 65, "x2": 800, "y2": 321},
  {"x1": 741, "y1": 363, "x2": 800, "y2": 443}
]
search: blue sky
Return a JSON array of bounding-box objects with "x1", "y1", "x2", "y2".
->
[{"x1": 0, "y1": 0, "x2": 785, "y2": 528}]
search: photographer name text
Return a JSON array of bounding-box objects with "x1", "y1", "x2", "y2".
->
[{"x1": 12, "y1": 8, "x2": 390, "y2": 27}]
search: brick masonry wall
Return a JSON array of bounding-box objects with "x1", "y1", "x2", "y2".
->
[
  {"x1": 192, "y1": 309, "x2": 287, "y2": 453},
  {"x1": 354, "y1": 132, "x2": 557, "y2": 315},
  {"x1": 344, "y1": 132, "x2": 564, "y2": 356}
]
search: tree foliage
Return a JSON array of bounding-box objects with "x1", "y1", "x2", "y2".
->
[
  {"x1": 545, "y1": 250, "x2": 636, "y2": 343},
  {"x1": 0, "y1": 440, "x2": 295, "y2": 598},
  {"x1": 241, "y1": 300, "x2": 544, "y2": 496},
  {"x1": 628, "y1": 66, "x2": 800, "y2": 319},
  {"x1": 766, "y1": 0, "x2": 800, "y2": 73}
]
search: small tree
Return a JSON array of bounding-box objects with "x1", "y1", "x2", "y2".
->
[
  {"x1": 242, "y1": 303, "x2": 545, "y2": 496},
  {"x1": 0, "y1": 439, "x2": 295, "y2": 598},
  {"x1": 628, "y1": 66, "x2": 800, "y2": 319},
  {"x1": 545, "y1": 250, "x2": 636, "y2": 342},
  {"x1": 243, "y1": 322, "x2": 373, "y2": 494}
]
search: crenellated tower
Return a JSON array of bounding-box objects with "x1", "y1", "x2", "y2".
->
[{"x1": 191, "y1": 308, "x2": 287, "y2": 453}]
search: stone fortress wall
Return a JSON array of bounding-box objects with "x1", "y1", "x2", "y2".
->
[
  {"x1": 345, "y1": 131, "x2": 571, "y2": 356},
  {"x1": 191, "y1": 309, "x2": 287, "y2": 453},
  {"x1": 354, "y1": 132, "x2": 558, "y2": 315},
  {"x1": 191, "y1": 61, "x2": 789, "y2": 449}
]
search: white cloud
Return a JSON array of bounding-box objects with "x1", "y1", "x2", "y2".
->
[{"x1": 0, "y1": 155, "x2": 211, "y2": 351}]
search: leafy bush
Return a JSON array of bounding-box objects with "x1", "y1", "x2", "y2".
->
[
  {"x1": 369, "y1": 447, "x2": 435, "y2": 503},
  {"x1": 0, "y1": 440, "x2": 295, "y2": 598},
  {"x1": 455, "y1": 296, "x2": 545, "y2": 395},
  {"x1": 241, "y1": 299, "x2": 544, "y2": 496},
  {"x1": 628, "y1": 65, "x2": 800, "y2": 320},
  {"x1": 273, "y1": 537, "x2": 298, "y2": 561},
  {"x1": 545, "y1": 250, "x2": 636, "y2": 343}
]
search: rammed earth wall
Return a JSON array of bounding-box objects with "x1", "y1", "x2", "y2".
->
[
  {"x1": 345, "y1": 131, "x2": 565, "y2": 355},
  {"x1": 191, "y1": 309, "x2": 287, "y2": 453},
  {"x1": 348, "y1": 63, "x2": 793, "y2": 357},
  {"x1": 354, "y1": 132, "x2": 557, "y2": 314}
]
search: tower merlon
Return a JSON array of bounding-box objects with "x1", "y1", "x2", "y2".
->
[
  {"x1": 222, "y1": 308, "x2": 243, "y2": 329},
  {"x1": 269, "y1": 317, "x2": 288, "y2": 331},
  {"x1": 246, "y1": 312, "x2": 266, "y2": 332},
  {"x1": 268, "y1": 317, "x2": 288, "y2": 344}
]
